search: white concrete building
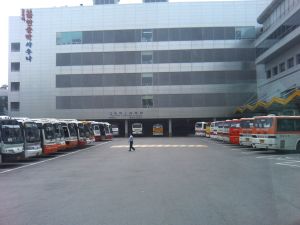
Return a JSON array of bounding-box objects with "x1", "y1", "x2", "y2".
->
[
  {"x1": 8, "y1": 0, "x2": 270, "y2": 135},
  {"x1": 255, "y1": 0, "x2": 300, "y2": 102}
]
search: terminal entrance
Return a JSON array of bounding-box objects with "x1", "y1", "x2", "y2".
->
[{"x1": 105, "y1": 118, "x2": 216, "y2": 137}]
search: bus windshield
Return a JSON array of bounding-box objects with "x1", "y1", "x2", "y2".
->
[
  {"x1": 254, "y1": 118, "x2": 273, "y2": 128},
  {"x1": 132, "y1": 123, "x2": 142, "y2": 129},
  {"x1": 240, "y1": 120, "x2": 254, "y2": 128},
  {"x1": 230, "y1": 122, "x2": 240, "y2": 128},
  {"x1": 195, "y1": 123, "x2": 202, "y2": 128},
  {"x1": 68, "y1": 123, "x2": 77, "y2": 137},
  {"x1": 43, "y1": 124, "x2": 55, "y2": 140},
  {"x1": 54, "y1": 124, "x2": 65, "y2": 139},
  {"x1": 78, "y1": 124, "x2": 86, "y2": 137},
  {"x1": 1, "y1": 125, "x2": 24, "y2": 144},
  {"x1": 24, "y1": 123, "x2": 41, "y2": 143}
]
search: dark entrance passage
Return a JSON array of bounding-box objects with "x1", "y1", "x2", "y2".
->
[{"x1": 128, "y1": 119, "x2": 169, "y2": 137}]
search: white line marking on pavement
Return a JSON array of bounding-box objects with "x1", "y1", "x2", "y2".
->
[
  {"x1": 0, "y1": 142, "x2": 110, "y2": 175},
  {"x1": 276, "y1": 162, "x2": 300, "y2": 168},
  {"x1": 110, "y1": 144, "x2": 208, "y2": 148}
]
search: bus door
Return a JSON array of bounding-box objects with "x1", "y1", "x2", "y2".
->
[
  {"x1": 103, "y1": 123, "x2": 113, "y2": 141},
  {"x1": 23, "y1": 121, "x2": 43, "y2": 158},
  {"x1": 76, "y1": 123, "x2": 87, "y2": 147},
  {"x1": 66, "y1": 122, "x2": 79, "y2": 149},
  {"x1": 239, "y1": 118, "x2": 254, "y2": 147},
  {"x1": 40, "y1": 123, "x2": 58, "y2": 155},
  {"x1": 54, "y1": 122, "x2": 66, "y2": 151},
  {"x1": 223, "y1": 121, "x2": 231, "y2": 142},
  {"x1": 216, "y1": 121, "x2": 224, "y2": 141},
  {"x1": 92, "y1": 123, "x2": 101, "y2": 141}
]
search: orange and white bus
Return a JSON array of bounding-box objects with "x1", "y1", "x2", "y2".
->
[
  {"x1": 195, "y1": 122, "x2": 207, "y2": 137},
  {"x1": 229, "y1": 119, "x2": 240, "y2": 145},
  {"x1": 102, "y1": 122, "x2": 113, "y2": 141},
  {"x1": 153, "y1": 124, "x2": 163, "y2": 136},
  {"x1": 239, "y1": 118, "x2": 254, "y2": 147},
  {"x1": 81, "y1": 121, "x2": 95, "y2": 144},
  {"x1": 60, "y1": 120, "x2": 78, "y2": 149},
  {"x1": 33, "y1": 119, "x2": 58, "y2": 155},
  {"x1": 252, "y1": 116, "x2": 300, "y2": 151},
  {"x1": 52, "y1": 120, "x2": 67, "y2": 151}
]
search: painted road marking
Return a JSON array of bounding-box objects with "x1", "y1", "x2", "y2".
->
[
  {"x1": 0, "y1": 142, "x2": 110, "y2": 175},
  {"x1": 255, "y1": 155, "x2": 300, "y2": 168},
  {"x1": 110, "y1": 144, "x2": 208, "y2": 148},
  {"x1": 276, "y1": 161, "x2": 300, "y2": 168}
]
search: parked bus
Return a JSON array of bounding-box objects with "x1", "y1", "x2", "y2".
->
[
  {"x1": 75, "y1": 121, "x2": 88, "y2": 147},
  {"x1": 210, "y1": 122, "x2": 217, "y2": 139},
  {"x1": 81, "y1": 121, "x2": 95, "y2": 144},
  {"x1": 91, "y1": 121, "x2": 101, "y2": 141},
  {"x1": 33, "y1": 119, "x2": 58, "y2": 155},
  {"x1": 16, "y1": 118, "x2": 43, "y2": 158},
  {"x1": 60, "y1": 121, "x2": 78, "y2": 149},
  {"x1": 132, "y1": 123, "x2": 143, "y2": 135},
  {"x1": 205, "y1": 122, "x2": 211, "y2": 138},
  {"x1": 153, "y1": 124, "x2": 163, "y2": 136},
  {"x1": 0, "y1": 118, "x2": 24, "y2": 162},
  {"x1": 216, "y1": 121, "x2": 225, "y2": 141},
  {"x1": 222, "y1": 120, "x2": 231, "y2": 142},
  {"x1": 252, "y1": 115, "x2": 300, "y2": 151},
  {"x1": 102, "y1": 122, "x2": 113, "y2": 141},
  {"x1": 52, "y1": 120, "x2": 67, "y2": 151},
  {"x1": 111, "y1": 124, "x2": 119, "y2": 136},
  {"x1": 239, "y1": 118, "x2": 254, "y2": 147},
  {"x1": 195, "y1": 122, "x2": 207, "y2": 137},
  {"x1": 229, "y1": 119, "x2": 240, "y2": 145}
]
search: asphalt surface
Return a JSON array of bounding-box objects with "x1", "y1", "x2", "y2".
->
[{"x1": 0, "y1": 137, "x2": 300, "y2": 225}]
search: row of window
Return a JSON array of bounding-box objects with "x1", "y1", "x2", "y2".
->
[
  {"x1": 256, "y1": 11, "x2": 300, "y2": 57},
  {"x1": 262, "y1": 0, "x2": 299, "y2": 32},
  {"x1": 11, "y1": 102, "x2": 20, "y2": 111},
  {"x1": 56, "y1": 71, "x2": 256, "y2": 88},
  {"x1": 56, "y1": 48, "x2": 255, "y2": 66},
  {"x1": 143, "y1": 0, "x2": 168, "y2": 2},
  {"x1": 56, "y1": 27, "x2": 255, "y2": 45},
  {"x1": 94, "y1": 0, "x2": 119, "y2": 4},
  {"x1": 266, "y1": 53, "x2": 300, "y2": 79},
  {"x1": 56, "y1": 93, "x2": 253, "y2": 109}
]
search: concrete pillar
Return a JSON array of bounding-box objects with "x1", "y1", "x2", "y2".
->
[
  {"x1": 168, "y1": 119, "x2": 172, "y2": 137},
  {"x1": 125, "y1": 120, "x2": 128, "y2": 137}
]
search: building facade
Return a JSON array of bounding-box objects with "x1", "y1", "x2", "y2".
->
[
  {"x1": 8, "y1": 0, "x2": 270, "y2": 135},
  {"x1": 255, "y1": 0, "x2": 300, "y2": 114}
]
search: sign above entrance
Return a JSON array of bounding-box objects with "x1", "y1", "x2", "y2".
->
[{"x1": 108, "y1": 111, "x2": 144, "y2": 119}]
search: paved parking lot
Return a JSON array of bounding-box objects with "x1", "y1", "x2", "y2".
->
[{"x1": 1, "y1": 137, "x2": 300, "y2": 225}]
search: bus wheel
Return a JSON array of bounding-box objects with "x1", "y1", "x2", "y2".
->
[{"x1": 296, "y1": 142, "x2": 300, "y2": 153}]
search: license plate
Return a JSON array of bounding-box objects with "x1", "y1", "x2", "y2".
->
[{"x1": 260, "y1": 139, "x2": 264, "y2": 144}]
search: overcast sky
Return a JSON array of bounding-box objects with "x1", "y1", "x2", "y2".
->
[{"x1": 0, "y1": 0, "x2": 239, "y2": 86}]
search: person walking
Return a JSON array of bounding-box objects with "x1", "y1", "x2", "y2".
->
[{"x1": 128, "y1": 134, "x2": 135, "y2": 151}]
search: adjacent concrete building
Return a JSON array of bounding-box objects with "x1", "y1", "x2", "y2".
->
[
  {"x1": 235, "y1": 0, "x2": 300, "y2": 116},
  {"x1": 8, "y1": 0, "x2": 270, "y2": 135}
]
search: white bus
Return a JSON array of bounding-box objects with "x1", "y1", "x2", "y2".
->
[
  {"x1": 195, "y1": 122, "x2": 207, "y2": 137},
  {"x1": 252, "y1": 116, "x2": 300, "y2": 151},
  {"x1": 0, "y1": 118, "x2": 24, "y2": 162},
  {"x1": 132, "y1": 123, "x2": 143, "y2": 135}
]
